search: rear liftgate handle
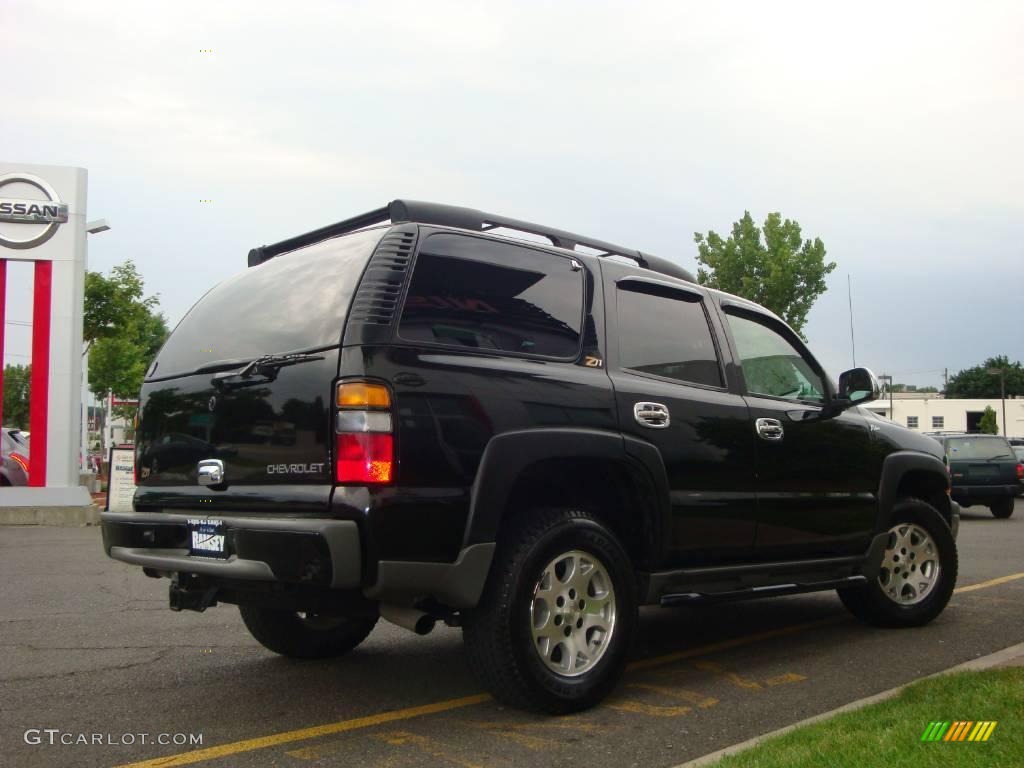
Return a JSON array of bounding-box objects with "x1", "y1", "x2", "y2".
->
[{"x1": 755, "y1": 417, "x2": 784, "y2": 441}]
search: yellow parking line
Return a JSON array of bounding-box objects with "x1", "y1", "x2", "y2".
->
[
  {"x1": 112, "y1": 695, "x2": 492, "y2": 768},
  {"x1": 954, "y1": 572, "x2": 1024, "y2": 594},
  {"x1": 113, "y1": 570, "x2": 1024, "y2": 768},
  {"x1": 626, "y1": 617, "x2": 839, "y2": 672}
]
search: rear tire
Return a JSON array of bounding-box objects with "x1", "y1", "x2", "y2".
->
[
  {"x1": 838, "y1": 498, "x2": 957, "y2": 628},
  {"x1": 989, "y1": 497, "x2": 1015, "y2": 519},
  {"x1": 462, "y1": 509, "x2": 637, "y2": 714},
  {"x1": 240, "y1": 605, "x2": 378, "y2": 659}
]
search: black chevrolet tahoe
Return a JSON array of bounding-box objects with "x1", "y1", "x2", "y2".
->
[{"x1": 102, "y1": 200, "x2": 960, "y2": 713}]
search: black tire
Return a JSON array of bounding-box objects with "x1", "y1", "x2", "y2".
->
[
  {"x1": 462, "y1": 509, "x2": 637, "y2": 714},
  {"x1": 989, "y1": 497, "x2": 1015, "y2": 519},
  {"x1": 239, "y1": 605, "x2": 378, "y2": 659},
  {"x1": 838, "y1": 498, "x2": 957, "y2": 628}
]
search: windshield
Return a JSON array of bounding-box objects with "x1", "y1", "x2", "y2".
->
[
  {"x1": 149, "y1": 227, "x2": 386, "y2": 379},
  {"x1": 945, "y1": 436, "x2": 1014, "y2": 460}
]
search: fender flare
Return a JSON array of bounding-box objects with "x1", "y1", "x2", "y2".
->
[
  {"x1": 462, "y1": 428, "x2": 671, "y2": 565},
  {"x1": 877, "y1": 450, "x2": 951, "y2": 528}
]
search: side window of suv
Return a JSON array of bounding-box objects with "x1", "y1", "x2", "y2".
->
[
  {"x1": 617, "y1": 282, "x2": 723, "y2": 388},
  {"x1": 726, "y1": 311, "x2": 826, "y2": 403},
  {"x1": 398, "y1": 234, "x2": 584, "y2": 359}
]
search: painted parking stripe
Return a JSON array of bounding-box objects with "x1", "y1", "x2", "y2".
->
[
  {"x1": 112, "y1": 694, "x2": 491, "y2": 768},
  {"x1": 112, "y1": 570, "x2": 1024, "y2": 768},
  {"x1": 954, "y1": 572, "x2": 1024, "y2": 594}
]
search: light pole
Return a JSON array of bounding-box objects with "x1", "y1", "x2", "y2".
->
[
  {"x1": 82, "y1": 219, "x2": 111, "y2": 475},
  {"x1": 986, "y1": 366, "x2": 1007, "y2": 436}
]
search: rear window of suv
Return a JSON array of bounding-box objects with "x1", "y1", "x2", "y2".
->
[
  {"x1": 398, "y1": 233, "x2": 584, "y2": 359},
  {"x1": 944, "y1": 436, "x2": 1014, "y2": 460},
  {"x1": 149, "y1": 227, "x2": 386, "y2": 379}
]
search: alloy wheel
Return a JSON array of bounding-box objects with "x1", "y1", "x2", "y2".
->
[
  {"x1": 878, "y1": 523, "x2": 941, "y2": 605},
  {"x1": 529, "y1": 549, "x2": 616, "y2": 677}
]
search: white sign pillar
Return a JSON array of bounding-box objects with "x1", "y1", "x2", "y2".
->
[{"x1": 0, "y1": 162, "x2": 91, "y2": 506}]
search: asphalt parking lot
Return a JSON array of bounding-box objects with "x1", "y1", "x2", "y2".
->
[{"x1": 2, "y1": 508, "x2": 1022, "y2": 768}]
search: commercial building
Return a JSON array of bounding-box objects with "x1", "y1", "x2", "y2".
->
[{"x1": 865, "y1": 393, "x2": 1024, "y2": 438}]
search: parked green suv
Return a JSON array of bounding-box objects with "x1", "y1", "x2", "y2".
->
[{"x1": 929, "y1": 434, "x2": 1021, "y2": 518}]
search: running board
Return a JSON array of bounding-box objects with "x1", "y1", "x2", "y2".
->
[{"x1": 659, "y1": 575, "x2": 868, "y2": 607}]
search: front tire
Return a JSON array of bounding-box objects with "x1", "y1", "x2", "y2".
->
[
  {"x1": 240, "y1": 605, "x2": 378, "y2": 659},
  {"x1": 990, "y1": 497, "x2": 1015, "y2": 519},
  {"x1": 462, "y1": 509, "x2": 637, "y2": 714},
  {"x1": 839, "y1": 498, "x2": 957, "y2": 627}
]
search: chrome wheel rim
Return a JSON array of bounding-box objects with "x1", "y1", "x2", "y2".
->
[
  {"x1": 878, "y1": 523, "x2": 940, "y2": 605},
  {"x1": 529, "y1": 549, "x2": 616, "y2": 677}
]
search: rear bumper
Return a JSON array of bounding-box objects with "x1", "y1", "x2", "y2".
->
[
  {"x1": 101, "y1": 510, "x2": 496, "y2": 608},
  {"x1": 101, "y1": 511, "x2": 361, "y2": 589},
  {"x1": 951, "y1": 484, "x2": 1019, "y2": 503}
]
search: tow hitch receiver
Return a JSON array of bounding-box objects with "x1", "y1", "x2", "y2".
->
[{"x1": 169, "y1": 575, "x2": 219, "y2": 613}]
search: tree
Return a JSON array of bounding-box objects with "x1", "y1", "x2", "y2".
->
[
  {"x1": 2, "y1": 364, "x2": 30, "y2": 429},
  {"x1": 85, "y1": 260, "x2": 169, "y2": 400},
  {"x1": 979, "y1": 406, "x2": 999, "y2": 435},
  {"x1": 946, "y1": 356, "x2": 1023, "y2": 399},
  {"x1": 694, "y1": 211, "x2": 836, "y2": 338},
  {"x1": 84, "y1": 261, "x2": 160, "y2": 350}
]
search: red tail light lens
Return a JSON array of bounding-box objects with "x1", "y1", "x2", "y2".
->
[
  {"x1": 1017, "y1": 463, "x2": 1023, "y2": 480},
  {"x1": 336, "y1": 433, "x2": 393, "y2": 484},
  {"x1": 9, "y1": 452, "x2": 29, "y2": 476}
]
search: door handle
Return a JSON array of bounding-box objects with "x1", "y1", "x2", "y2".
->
[
  {"x1": 634, "y1": 402, "x2": 670, "y2": 429},
  {"x1": 755, "y1": 417, "x2": 784, "y2": 441}
]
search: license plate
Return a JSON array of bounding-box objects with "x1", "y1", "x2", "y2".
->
[
  {"x1": 969, "y1": 464, "x2": 998, "y2": 479},
  {"x1": 188, "y1": 518, "x2": 227, "y2": 558}
]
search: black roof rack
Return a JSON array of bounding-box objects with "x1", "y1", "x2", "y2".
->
[{"x1": 247, "y1": 200, "x2": 696, "y2": 282}]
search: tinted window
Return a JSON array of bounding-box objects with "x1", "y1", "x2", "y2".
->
[
  {"x1": 727, "y1": 312, "x2": 825, "y2": 403},
  {"x1": 617, "y1": 285, "x2": 722, "y2": 387},
  {"x1": 398, "y1": 234, "x2": 583, "y2": 358},
  {"x1": 152, "y1": 227, "x2": 386, "y2": 379},
  {"x1": 945, "y1": 436, "x2": 1014, "y2": 460}
]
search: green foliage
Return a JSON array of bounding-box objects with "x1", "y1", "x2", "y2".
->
[
  {"x1": 979, "y1": 406, "x2": 999, "y2": 435},
  {"x1": 84, "y1": 261, "x2": 159, "y2": 345},
  {"x1": 2, "y1": 364, "x2": 30, "y2": 429},
  {"x1": 946, "y1": 356, "x2": 1023, "y2": 399},
  {"x1": 85, "y1": 260, "x2": 169, "y2": 400},
  {"x1": 694, "y1": 211, "x2": 836, "y2": 338}
]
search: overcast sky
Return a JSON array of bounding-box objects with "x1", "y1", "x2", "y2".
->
[{"x1": 4, "y1": 0, "x2": 1022, "y2": 387}]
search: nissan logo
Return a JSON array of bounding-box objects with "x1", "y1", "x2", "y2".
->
[{"x1": 0, "y1": 172, "x2": 69, "y2": 250}]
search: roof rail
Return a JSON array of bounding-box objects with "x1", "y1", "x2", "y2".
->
[{"x1": 248, "y1": 199, "x2": 696, "y2": 282}]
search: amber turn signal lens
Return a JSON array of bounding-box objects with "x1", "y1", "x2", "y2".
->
[{"x1": 336, "y1": 381, "x2": 391, "y2": 408}]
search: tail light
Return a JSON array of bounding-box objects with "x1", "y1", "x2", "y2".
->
[
  {"x1": 335, "y1": 381, "x2": 394, "y2": 484},
  {"x1": 1017, "y1": 463, "x2": 1023, "y2": 480},
  {"x1": 9, "y1": 451, "x2": 29, "y2": 477}
]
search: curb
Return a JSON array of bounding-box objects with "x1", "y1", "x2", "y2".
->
[
  {"x1": 672, "y1": 641, "x2": 1024, "y2": 768},
  {"x1": 0, "y1": 506, "x2": 102, "y2": 526}
]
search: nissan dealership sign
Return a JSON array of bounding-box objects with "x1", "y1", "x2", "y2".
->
[
  {"x1": 0, "y1": 162, "x2": 91, "y2": 508},
  {"x1": 0, "y1": 172, "x2": 70, "y2": 249}
]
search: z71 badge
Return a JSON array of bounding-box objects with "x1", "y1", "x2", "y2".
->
[{"x1": 266, "y1": 463, "x2": 325, "y2": 475}]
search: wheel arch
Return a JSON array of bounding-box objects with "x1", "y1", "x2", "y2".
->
[
  {"x1": 464, "y1": 429, "x2": 670, "y2": 570},
  {"x1": 878, "y1": 451, "x2": 952, "y2": 530}
]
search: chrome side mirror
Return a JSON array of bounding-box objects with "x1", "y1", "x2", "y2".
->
[{"x1": 837, "y1": 367, "x2": 881, "y2": 406}]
